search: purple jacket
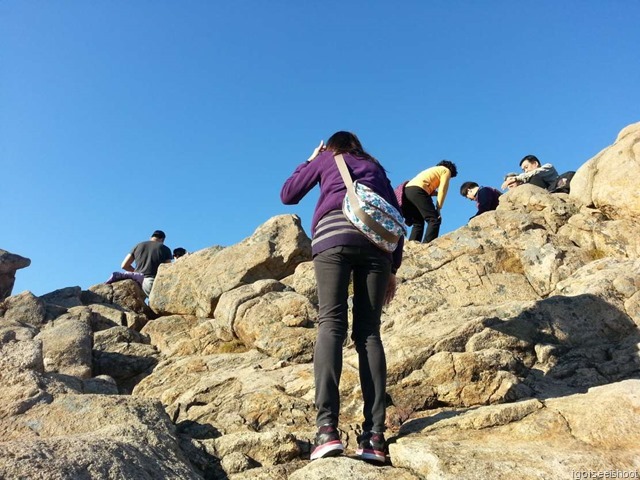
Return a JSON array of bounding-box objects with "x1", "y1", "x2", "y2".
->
[{"x1": 281, "y1": 151, "x2": 403, "y2": 272}]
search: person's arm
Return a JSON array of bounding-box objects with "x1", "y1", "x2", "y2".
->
[
  {"x1": 501, "y1": 177, "x2": 519, "y2": 190},
  {"x1": 384, "y1": 273, "x2": 397, "y2": 305},
  {"x1": 121, "y1": 253, "x2": 135, "y2": 272},
  {"x1": 516, "y1": 163, "x2": 554, "y2": 182},
  {"x1": 436, "y1": 171, "x2": 451, "y2": 209},
  {"x1": 280, "y1": 146, "x2": 326, "y2": 205},
  {"x1": 391, "y1": 236, "x2": 403, "y2": 274}
]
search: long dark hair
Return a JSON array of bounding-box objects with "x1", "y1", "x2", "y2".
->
[{"x1": 326, "y1": 131, "x2": 381, "y2": 166}]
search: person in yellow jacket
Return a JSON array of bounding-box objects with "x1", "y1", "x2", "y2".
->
[{"x1": 403, "y1": 160, "x2": 458, "y2": 243}]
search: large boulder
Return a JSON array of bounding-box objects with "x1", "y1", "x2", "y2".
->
[
  {"x1": 41, "y1": 286, "x2": 84, "y2": 309},
  {"x1": 85, "y1": 279, "x2": 153, "y2": 317},
  {"x1": 35, "y1": 309, "x2": 94, "y2": 379},
  {"x1": 215, "y1": 279, "x2": 317, "y2": 363},
  {"x1": 0, "y1": 394, "x2": 201, "y2": 479},
  {"x1": 0, "y1": 250, "x2": 30, "y2": 301},
  {"x1": 390, "y1": 380, "x2": 640, "y2": 479},
  {"x1": 149, "y1": 214, "x2": 311, "y2": 317},
  {"x1": 133, "y1": 350, "x2": 316, "y2": 436},
  {"x1": 0, "y1": 337, "x2": 48, "y2": 418},
  {"x1": 0, "y1": 319, "x2": 200, "y2": 479},
  {"x1": 571, "y1": 121, "x2": 640, "y2": 219},
  {"x1": 0, "y1": 290, "x2": 47, "y2": 333},
  {"x1": 93, "y1": 326, "x2": 159, "y2": 392}
]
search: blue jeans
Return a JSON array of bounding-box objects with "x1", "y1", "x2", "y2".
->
[{"x1": 312, "y1": 244, "x2": 391, "y2": 432}]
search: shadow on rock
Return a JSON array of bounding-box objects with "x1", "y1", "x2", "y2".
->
[
  {"x1": 92, "y1": 350, "x2": 159, "y2": 394},
  {"x1": 479, "y1": 293, "x2": 640, "y2": 399}
]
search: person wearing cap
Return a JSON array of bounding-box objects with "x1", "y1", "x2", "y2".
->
[{"x1": 119, "y1": 230, "x2": 173, "y2": 296}]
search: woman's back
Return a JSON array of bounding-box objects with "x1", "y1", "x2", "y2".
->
[{"x1": 281, "y1": 151, "x2": 397, "y2": 236}]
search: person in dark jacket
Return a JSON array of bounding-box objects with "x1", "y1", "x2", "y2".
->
[
  {"x1": 501, "y1": 155, "x2": 559, "y2": 190},
  {"x1": 281, "y1": 131, "x2": 402, "y2": 464},
  {"x1": 460, "y1": 181, "x2": 502, "y2": 219}
]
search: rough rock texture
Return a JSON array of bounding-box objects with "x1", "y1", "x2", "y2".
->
[
  {"x1": 93, "y1": 326, "x2": 159, "y2": 393},
  {"x1": 0, "y1": 394, "x2": 201, "y2": 479},
  {"x1": 390, "y1": 380, "x2": 640, "y2": 479},
  {"x1": 214, "y1": 279, "x2": 317, "y2": 363},
  {"x1": 281, "y1": 261, "x2": 318, "y2": 306},
  {"x1": 2, "y1": 123, "x2": 640, "y2": 479},
  {"x1": 86, "y1": 279, "x2": 154, "y2": 318},
  {"x1": 41, "y1": 286, "x2": 84, "y2": 309},
  {"x1": 571, "y1": 120, "x2": 640, "y2": 218},
  {"x1": 149, "y1": 214, "x2": 312, "y2": 317},
  {"x1": 0, "y1": 285, "x2": 201, "y2": 479},
  {"x1": 134, "y1": 350, "x2": 316, "y2": 435},
  {"x1": 0, "y1": 249, "x2": 30, "y2": 301},
  {"x1": 36, "y1": 309, "x2": 94, "y2": 379},
  {"x1": 1, "y1": 290, "x2": 47, "y2": 331}
]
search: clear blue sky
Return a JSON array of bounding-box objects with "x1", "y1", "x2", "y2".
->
[{"x1": 2, "y1": 1, "x2": 639, "y2": 297}]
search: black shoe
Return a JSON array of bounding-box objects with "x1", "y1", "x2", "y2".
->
[
  {"x1": 310, "y1": 425, "x2": 344, "y2": 460},
  {"x1": 355, "y1": 431, "x2": 386, "y2": 463}
]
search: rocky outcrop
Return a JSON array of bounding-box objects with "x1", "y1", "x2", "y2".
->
[
  {"x1": 1, "y1": 123, "x2": 639, "y2": 479},
  {"x1": 149, "y1": 215, "x2": 312, "y2": 317},
  {"x1": 0, "y1": 279, "x2": 199, "y2": 478},
  {"x1": 571, "y1": 121, "x2": 640, "y2": 219},
  {"x1": 0, "y1": 393, "x2": 201, "y2": 479},
  {"x1": 0, "y1": 249, "x2": 30, "y2": 301},
  {"x1": 390, "y1": 380, "x2": 640, "y2": 479}
]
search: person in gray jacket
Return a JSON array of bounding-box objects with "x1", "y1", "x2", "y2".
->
[{"x1": 501, "y1": 155, "x2": 559, "y2": 191}]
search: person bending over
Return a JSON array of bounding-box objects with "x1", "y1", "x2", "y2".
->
[
  {"x1": 403, "y1": 160, "x2": 458, "y2": 243},
  {"x1": 460, "y1": 181, "x2": 501, "y2": 219}
]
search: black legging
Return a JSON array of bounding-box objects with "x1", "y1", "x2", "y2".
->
[
  {"x1": 313, "y1": 244, "x2": 391, "y2": 433},
  {"x1": 403, "y1": 186, "x2": 441, "y2": 243}
]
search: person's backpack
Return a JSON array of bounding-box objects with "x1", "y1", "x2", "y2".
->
[
  {"x1": 394, "y1": 181, "x2": 409, "y2": 210},
  {"x1": 394, "y1": 180, "x2": 417, "y2": 226},
  {"x1": 548, "y1": 171, "x2": 575, "y2": 194},
  {"x1": 335, "y1": 154, "x2": 407, "y2": 253}
]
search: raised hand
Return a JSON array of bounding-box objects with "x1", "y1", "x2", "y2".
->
[{"x1": 306, "y1": 140, "x2": 325, "y2": 162}]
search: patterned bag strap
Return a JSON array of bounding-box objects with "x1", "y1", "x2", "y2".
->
[{"x1": 334, "y1": 154, "x2": 399, "y2": 243}]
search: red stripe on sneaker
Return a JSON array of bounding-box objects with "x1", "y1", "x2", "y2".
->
[
  {"x1": 310, "y1": 440, "x2": 344, "y2": 460},
  {"x1": 355, "y1": 447, "x2": 385, "y2": 463}
]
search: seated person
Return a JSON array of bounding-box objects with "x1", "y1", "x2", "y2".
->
[
  {"x1": 460, "y1": 181, "x2": 501, "y2": 218},
  {"x1": 501, "y1": 155, "x2": 559, "y2": 191},
  {"x1": 503, "y1": 172, "x2": 521, "y2": 190},
  {"x1": 105, "y1": 230, "x2": 172, "y2": 296},
  {"x1": 548, "y1": 171, "x2": 575, "y2": 194}
]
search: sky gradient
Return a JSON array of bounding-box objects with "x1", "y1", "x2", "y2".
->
[{"x1": 2, "y1": 1, "x2": 639, "y2": 296}]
